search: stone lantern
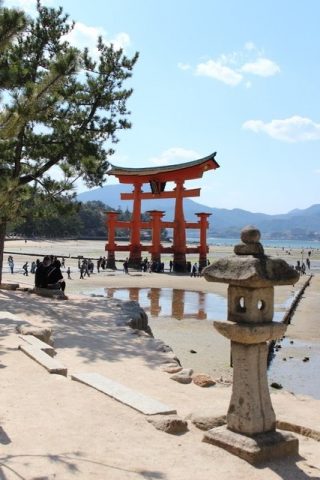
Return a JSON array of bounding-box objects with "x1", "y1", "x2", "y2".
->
[{"x1": 202, "y1": 226, "x2": 299, "y2": 463}]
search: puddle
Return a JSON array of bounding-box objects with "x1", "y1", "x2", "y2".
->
[
  {"x1": 83, "y1": 286, "x2": 319, "y2": 397},
  {"x1": 268, "y1": 337, "x2": 320, "y2": 399},
  {"x1": 85, "y1": 286, "x2": 288, "y2": 322},
  {"x1": 91, "y1": 287, "x2": 227, "y2": 320}
]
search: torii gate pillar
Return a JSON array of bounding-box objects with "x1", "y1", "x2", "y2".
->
[
  {"x1": 129, "y1": 182, "x2": 142, "y2": 268},
  {"x1": 173, "y1": 180, "x2": 187, "y2": 272},
  {"x1": 197, "y1": 212, "x2": 212, "y2": 270}
]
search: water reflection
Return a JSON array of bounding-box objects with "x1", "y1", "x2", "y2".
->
[{"x1": 105, "y1": 287, "x2": 226, "y2": 320}]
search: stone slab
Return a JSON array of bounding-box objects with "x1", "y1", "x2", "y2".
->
[
  {"x1": 19, "y1": 344, "x2": 67, "y2": 376},
  {"x1": 71, "y1": 372, "x2": 176, "y2": 415},
  {"x1": 33, "y1": 287, "x2": 67, "y2": 299},
  {"x1": 0, "y1": 283, "x2": 19, "y2": 290},
  {"x1": 203, "y1": 425, "x2": 299, "y2": 464},
  {"x1": 18, "y1": 335, "x2": 56, "y2": 357}
]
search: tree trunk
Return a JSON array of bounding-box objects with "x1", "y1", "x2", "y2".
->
[{"x1": 0, "y1": 220, "x2": 7, "y2": 285}]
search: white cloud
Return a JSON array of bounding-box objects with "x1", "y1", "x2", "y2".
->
[
  {"x1": 241, "y1": 58, "x2": 280, "y2": 77},
  {"x1": 243, "y1": 116, "x2": 320, "y2": 142},
  {"x1": 185, "y1": 42, "x2": 279, "y2": 87},
  {"x1": 148, "y1": 147, "x2": 201, "y2": 166},
  {"x1": 65, "y1": 22, "x2": 130, "y2": 57},
  {"x1": 5, "y1": 2, "x2": 131, "y2": 56},
  {"x1": 195, "y1": 60, "x2": 243, "y2": 86}
]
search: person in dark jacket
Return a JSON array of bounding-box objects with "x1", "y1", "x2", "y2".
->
[
  {"x1": 35, "y1": 256, "x2": 52, "y2": 288},
  {"x1": 47, "y1": 259, "x2": 66, "y2": 292}
]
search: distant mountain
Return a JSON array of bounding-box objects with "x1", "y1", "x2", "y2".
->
[{"x1": 77, "y1": 185, "x2": 320, "y2": 239}]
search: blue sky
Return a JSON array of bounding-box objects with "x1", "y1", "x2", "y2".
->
[{"x1": 5, "y1": 0, "x2": 320, "y2": 214}]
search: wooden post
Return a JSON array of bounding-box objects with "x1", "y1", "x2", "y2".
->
[
  {"x1": 129, "y1": 182, "x2": 143, "y2": 268},
  {"x1": 105, "y1": 211, "x2": 119, "y2": 269},
  {"x1": 173, "y1": 180, "x2": 187, "y2": 272},
  {"x1": 196, "y1": 212, "x2": 211, "y2": 271},
  {"x1": 147, "y1": 210, "x2": 164, "y2": 264}
]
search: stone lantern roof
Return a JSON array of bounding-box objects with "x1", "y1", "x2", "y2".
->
[{"x1": 203, "y1": 226, "x2": 299, "y2": 288}]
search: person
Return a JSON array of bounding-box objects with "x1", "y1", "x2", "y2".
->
[
  {"x1": 67, "y1": 267, "x2": 72, "y2": 279},
  {"x1": 79, "y1": 260, "x2": 86, "y2": 279},
  {"x1": 30, "y1": 261, "x2": 36, "y2": 274},
  {"x1": 8, "y1": 256, "x2": 14, "y2": 274},
  {"x1": 97, "y1": 257, "x2": 102, "y2": 273},
  {"x1": 190, "y1": 262, "x2": 198, "y2": 278},
  {"x1": 169, "y1": 260, "x2": 173, "y2": 273},
  {"x1": 22, "y1": 262, "x2": 29, "y2": 276},
  {"x1": 35, "y1": 256, "x2": 52, "y2": 288},
  {"x1": 123, "y1": 258, "x2": 129, "y2": 274},
  {"x1": 47, "y1": 259, "x2": 66, "y2": 292}
]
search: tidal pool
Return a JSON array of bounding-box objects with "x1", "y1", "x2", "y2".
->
[
  {"x1": 86, "y1": 286, "x2": 286, "y2": 322},
  {"x1": 84, "y1": 287, "x2": 317, "y2": 395},
  {"x1": 268, "y1": 337, "x2": 320, "y2": 399}
]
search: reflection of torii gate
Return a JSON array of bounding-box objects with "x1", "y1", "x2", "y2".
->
[{"x1": 105, "y1": 153, "x2": 220, "y2": 272}]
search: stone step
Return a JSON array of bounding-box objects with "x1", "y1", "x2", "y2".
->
[
  {"x1": 33, "y1": 287, "x2": 67, "y2": 299},
  {"x1": 19, "y1": 344, "x2": 67, "y2": 376},
  {"x1": 18, "y1": 335, "x2": 55, "y2": 357},
  {"x1": 71, "y1": 372, "x2": 176, "y2": 415}
]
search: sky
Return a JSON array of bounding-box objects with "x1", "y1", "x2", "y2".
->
[{"x1": 4, "y1": 0, "x2": 320, "y2": 214}]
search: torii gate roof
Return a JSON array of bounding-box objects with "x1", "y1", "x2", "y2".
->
[{"x1": 107, "y1": 152, "x2": 219, "y2": 183}]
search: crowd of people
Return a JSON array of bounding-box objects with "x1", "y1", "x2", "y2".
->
[{"x1": 7, "y1": 254, "x2": 211, "y2": 283}]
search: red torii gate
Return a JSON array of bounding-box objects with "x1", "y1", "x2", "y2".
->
[{"x1": 105, "y1": 153, "x2": 220, "y2": 272}]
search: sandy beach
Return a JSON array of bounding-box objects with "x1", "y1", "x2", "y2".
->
[{"x1": 1, "y1": 238, "x2": 320, "y2": 478}]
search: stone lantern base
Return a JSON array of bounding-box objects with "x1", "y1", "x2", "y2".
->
[{"x1": 203, "y1": 426, "x2": 299, "y2": 464}]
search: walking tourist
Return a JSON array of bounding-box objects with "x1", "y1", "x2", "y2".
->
[
  {"x1": 8, "y1": 256, "x2": 14, "y2": 274},
  {"x1": 22, "y1": 262, "x2": 29, "y2": 276}
]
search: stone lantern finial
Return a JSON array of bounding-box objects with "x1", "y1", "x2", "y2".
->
[{"x1": 202, "y1": 226, "x2": 299, "y2": 464}]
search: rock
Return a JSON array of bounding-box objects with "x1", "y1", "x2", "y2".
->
[
  {"x1": 192, "y1": 374, "x2": 216, "y2": 388},
  {"x1": 170, "y1": 368, "x2": 193, "y2": 384},
  {"x1": 157, "y1": 344, "x2": 173, "y2": 353},
  {"x1": 190, "y1": 349, "x2": 197, "y2": 354},
  {"x1": 33, "y1": 287, "x2": 67, "y2": 299},
  {"x1": 270, "y1": 382, "x2": 283, "y2": 390},
  {"x1": 0, "y1": 283, "x2": 19, "y2": 290},
  {"x1": 118, "y1": 300, "x2": 152, "y2": 336},
  {"x1": 172, "y1": 355, "x2": 182, "y2": 366},
  {"x1": 303, "y1": 357, "x2": 310, "y2": 362},
  {"x1": 283, "y1": 357, "x2": 287, "y2": 361},
  {"x1": 147, "y1": 415, "x2": 188, "y2": 434},
  {"x1": 162, "y1": 365, "x2": 183, "y2": 374},
  {"x1": 240, "y1": 225, "x2": 261, "y2": 244},
  {"x1": 16, "y1": 323, "x2": 53, "y2": 346},
  {"x1": 170, "y1": 375, "x2": 192, "y2": 384},
  {"x1": 189, "y1": 411, "x2": 227, "y2": 431}
]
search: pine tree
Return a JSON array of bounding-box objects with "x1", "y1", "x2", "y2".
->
[{"x1": 0, "y1": 1, "x2": 138, "y2": 282}]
